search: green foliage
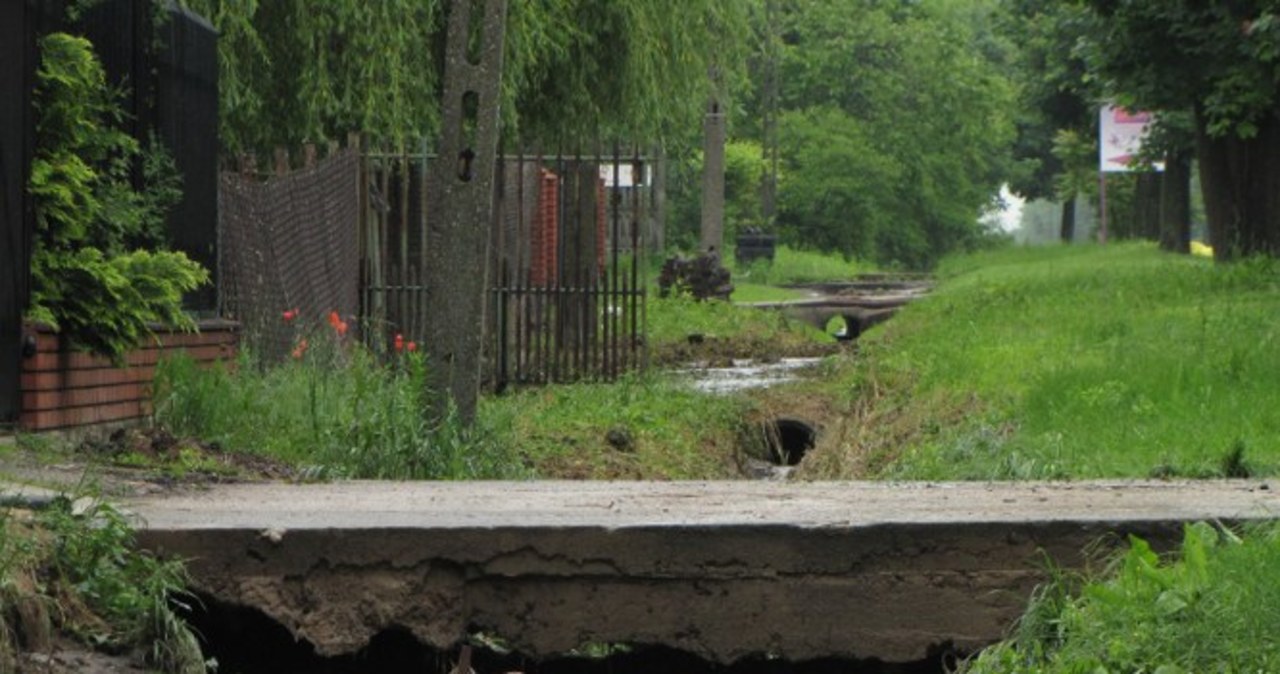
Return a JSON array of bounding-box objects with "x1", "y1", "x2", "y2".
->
[
  {"x1": 1078, "y1": 1, "x2": 1280, "y2": 141},
  {"x1": 506, "y1": 0, "x2": 748, "y2": 142},
  {"x1": 180, "y1": 0, "x2": 443, "y2": 152},
  {"x1": 756, "y1": 0, "x2": 1015, "y2": 269},
  {"x1": 1, "y1": 498, "x2": 206, "y2": 673},
  {"x1": 723, "y1": 140, "x2": 768, "y2": 238},
  {"x1": 153, "y1": 335, "x2": 525, "y2": 481},
  {"x1": 29, "y1": 33, "x2": 207, "y2": 359},
  {"x1": 1049, "y1": 129, "x2": 1096, "y2": 204},
  {"x1": 776, "y1": 106, "x2": 902, "y2": 262},
  {"x1": 994, "y1": 1, "x2": 1094, "y2": 201},
  {"x1": 179, "y1": 0, "x2": 748, "y2": 150},
  {"x1": 963, "y1": 523, "x2": 1280, "y2": 673},
  {"x1": 810, "y1": 244, "x2": 1280, "y2": 480}
]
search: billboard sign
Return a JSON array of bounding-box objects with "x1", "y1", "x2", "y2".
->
[{"x1": 1099, "y1": 105, "x2": 1162, "y2": 172}]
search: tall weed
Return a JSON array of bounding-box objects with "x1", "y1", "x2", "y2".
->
[{"x1": 153, "y1": 335, "x2": 525, "y2": 480}]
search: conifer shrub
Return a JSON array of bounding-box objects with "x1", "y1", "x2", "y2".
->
[{"x1": 27, "y1": 33, "x2": 207, "y2": 360}]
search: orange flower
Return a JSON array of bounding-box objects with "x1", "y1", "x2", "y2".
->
[
  {"x1": 336, "y1": 321, "x2": 349, "y2": 337},
  {"x1": 407, "y1": 341, "x2": 417, "y2": 353},
  {"x1": 327, "y1": 311, "x2": 342, "y2": 329},
  {"x1": 394, "y1": 334, "x2": 404, "y2": 353},
  {"x1": 291, "y1": 338, "x2": 309, "y2": 359}
]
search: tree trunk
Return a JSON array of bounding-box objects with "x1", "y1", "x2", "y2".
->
[
  {"x1": 1196, "y1": 108, "x2": 1280, "y2": 260},
  {"x1": 1159, "y1": 151, "x2": 1192, "y2": 254},
  {"x1": 1059, "y1": 196, "x2": 1076, "y2": 243},
  {"x1": 1133, "y1": 172, "x2": 1162, "y2": 241}
]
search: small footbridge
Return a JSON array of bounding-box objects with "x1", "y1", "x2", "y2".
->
[
  {"x1": 739, "y1": 277, "x2": 933, "y2": 338},
  {"x1": 123, "y1": 480, "x2": 1279, "y2": 667}
]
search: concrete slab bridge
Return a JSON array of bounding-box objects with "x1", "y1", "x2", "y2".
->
[{"x1": 123, "y1": 480, "x2": 1280, "y2": 666}]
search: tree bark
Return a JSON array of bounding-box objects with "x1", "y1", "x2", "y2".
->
[
  {"x1": 1159, "y1": 151, "x2": 1192, "y2": 254},
  {"x1": 1196, "y1": 108, "x2": 1280, "y2": 260},
  {"x1": 1059, "y1": 196, "x2": 1076, "y2": 243},
  {"x1": 1133, "y1": 172, "x2": 1162, "y2": 241}
]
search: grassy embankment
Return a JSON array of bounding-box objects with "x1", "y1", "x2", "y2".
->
[
  {"x1": 140, "y1": 241, "x2": 1280, "y2": 481},
  {"x1": 147, "y1": 245, "x2": 854, "y2": 480},
  {"x1": 0, "y1": 497, "x2": 205, "y2": 673},
  {"x1": 962, "y1": 521, "x2": 1280, "y2": 673},
  {"x1": 804, "y1": 242, "x2": 1280, "y2": 480}
]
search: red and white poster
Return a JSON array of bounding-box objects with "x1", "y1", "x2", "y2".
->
[{"x1": 1099, "y1": 105, "x2": 1161, "y2": 172}]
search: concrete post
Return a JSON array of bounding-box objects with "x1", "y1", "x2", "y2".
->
[
  {"x1": 424, "y1": 0, "x2": 509, "y2": 426},
  {"x1": 651, "y1": 146, "x2": 667, "y2": 254},
  {"x1": 700, "y1": 100, "x2": 726, "y2": 255}
]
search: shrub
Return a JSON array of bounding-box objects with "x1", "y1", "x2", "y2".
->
[{"x1": 28, "y1": 33, "x2": 207, "y2": 360}]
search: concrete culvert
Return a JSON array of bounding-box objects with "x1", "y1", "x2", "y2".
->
[{"x1": 764, "y1": 418, "x2": 818, "y2": 466}]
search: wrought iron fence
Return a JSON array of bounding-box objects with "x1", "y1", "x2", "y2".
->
[{"x1": 358, "y1": 146, "x2": 650, "y2": 389}]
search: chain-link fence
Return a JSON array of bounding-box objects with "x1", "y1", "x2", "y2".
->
[{"x1": 219, "y1": 149, "x2": 360, "y2": 361}]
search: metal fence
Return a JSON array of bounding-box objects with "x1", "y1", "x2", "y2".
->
[
  {"x1": 488, "y1": 151, "x2": 648, "y2": 389},
  {"x1": 358, "y1": 147, "x2": 650, "y2": 389},
  {"x1": 216, "y1": 140, "x2": 649, "y2": 388}
]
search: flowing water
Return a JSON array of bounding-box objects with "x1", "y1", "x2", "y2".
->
[{"x1": 677, "y1": 357, "x2": 825, "y2": 395}]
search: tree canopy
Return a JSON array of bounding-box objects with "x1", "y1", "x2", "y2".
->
[
  {"x1": 734, "y1": 0, "x2": 1017, "y2": 268},
  {"x1": 180, "y1": 0, "x2": 747, "y2": 152},
  {"x1": 1077, "y1": 0, "x2": 1280, "y2": 258}
]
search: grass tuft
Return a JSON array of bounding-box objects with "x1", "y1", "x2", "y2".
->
[
  {"x1": 483, "y1": 372, "x2": 750, "y2": 479},
  {"x1": 1, "y1": 496, "x2": 205, "y2": 672},
  {"x1": 963, "y1": 522, "x2": 1280, "y2": 673}
]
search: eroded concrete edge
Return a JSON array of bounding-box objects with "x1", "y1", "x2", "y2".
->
[{"x1": 136, "y1": 518, "x2": 1194, "y2": 663}]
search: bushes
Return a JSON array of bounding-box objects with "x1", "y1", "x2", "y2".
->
[{"x1": 28, "y1": 33, "x2": 207, "y2": 360}]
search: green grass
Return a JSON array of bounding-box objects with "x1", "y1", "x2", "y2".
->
[
  {"x1": 805, "y1": 242, "x2": 1280, "y2": 480},
  {"x1": 647, "y1": 293, "x2": 834, "y2": 364},
  {"x1": 964, "y1": 522, "x2": 1280, "y2": 673},
  {"x1": 0, "y1": 497, "x2": 205, "y2": 673},
  {"x1": 731, "y1": 245, "x2": 872, "y2": 285},
  {"x1": 482, "y1": 372, "x2": 749, "y2": 479},
  {"x1": 153, "y1": 338, "x2": 527, "y2": 481}
]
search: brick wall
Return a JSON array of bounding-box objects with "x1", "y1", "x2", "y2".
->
[{"x1": 20, "y1": 319, "x2": 238, "y2": 431}]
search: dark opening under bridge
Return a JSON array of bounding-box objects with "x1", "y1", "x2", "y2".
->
[{"x1": 118, "y1": 480, "x2": 1279, "y2": 667}]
